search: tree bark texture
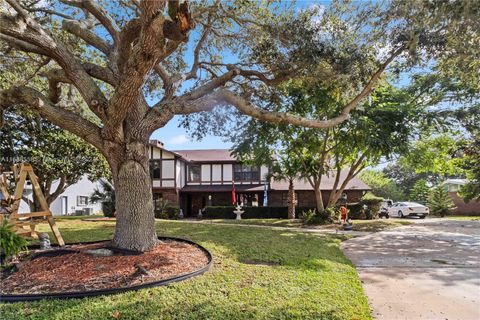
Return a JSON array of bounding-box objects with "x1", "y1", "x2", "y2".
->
[{"x1": 111, "y1": 151, "x2": 158, "y2": 252}]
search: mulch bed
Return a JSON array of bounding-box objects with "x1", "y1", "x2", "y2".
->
[{"x1": 1, "y1": 240, "x2": 209, "y2": 295}]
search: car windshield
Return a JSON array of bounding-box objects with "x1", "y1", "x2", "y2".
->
[{"x1": 402, "y1": 202, "x2": 422, "y2": 206}]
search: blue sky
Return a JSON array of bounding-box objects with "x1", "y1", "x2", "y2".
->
[{"x1": 152, "y1": 116, "x2": 230, "y2": 150}]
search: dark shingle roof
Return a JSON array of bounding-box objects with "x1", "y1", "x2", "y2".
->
[
  {"x1": 270, "y1": 171, "x2": 371, "y2": 191},
  {"x1": 173, "y1": 149, "x2": 235, "y2": 162}
]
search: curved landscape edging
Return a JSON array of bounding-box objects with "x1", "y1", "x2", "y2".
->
[{"x1": 0, "y1": 236, "x2": 212, "y2": 303}]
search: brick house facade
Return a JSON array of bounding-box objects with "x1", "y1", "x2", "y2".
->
[
  {"x1": 444, "y1": 179, "x2": 480, "y2": 215},
  {"x1": 148, "y1": 140, "x2": 371, "y2": 217}
]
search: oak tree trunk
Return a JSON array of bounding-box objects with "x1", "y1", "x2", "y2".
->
[{"x1": 111, "y1": 150, "x2": 158, "y2": 252}]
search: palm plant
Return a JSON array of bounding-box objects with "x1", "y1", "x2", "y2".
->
[
  {"x1": 90, "y1": 180, "x2": 116, "y2": 217},
  {"x1": 271, "y1": 153, "x2": 301, "y2": 219}
]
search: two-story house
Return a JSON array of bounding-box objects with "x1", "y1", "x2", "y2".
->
[{"x1": 148, "y1": 140, "x2": 371, "y2": 216}]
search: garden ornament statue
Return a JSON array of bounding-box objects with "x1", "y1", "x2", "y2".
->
[
  {"x1": 233, "y1": 204, "x2": 245, "y2": 220},
  {"x1": 38, "y1": 232, "x2": 51, "y2": 250},
  {"x1": 179, "y1": 209, "x2": 184, "y2": 219}
]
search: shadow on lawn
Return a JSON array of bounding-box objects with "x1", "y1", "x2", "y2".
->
[
  {"x1": 0, "y1": 221, "x2": 369, "y2": 320},
  {"x1": 49, "y1": 221, "x2": 352, "y2": 271},
  {"x1": 11, "y1": 289, "x2": 342, "y2": 320},
  {"x1": 155, "y1": 221, "x2": 353, "y2": 271}
]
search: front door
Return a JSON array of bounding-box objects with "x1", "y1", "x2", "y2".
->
[
  {"x1": 186, "y1": 194, "x2": 192, "y2": 216},
  {"x1": 61, "y1": 196, "x2": 68, "y2": 215}
]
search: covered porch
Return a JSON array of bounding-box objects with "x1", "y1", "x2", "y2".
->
[{"x1": 179, "y1": 184, "x2": 266, "y2": 217}]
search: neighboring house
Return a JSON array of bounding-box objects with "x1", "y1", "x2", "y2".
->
[
  {"x1": 444, "y1": 179, "x2": 480, "y2": 215},
  {"x1": 149, "y1": 140, "x2": 371, "y2": 216},
  {"x1": 15, "y1": 175, "x2": 103, "y2": 216}
]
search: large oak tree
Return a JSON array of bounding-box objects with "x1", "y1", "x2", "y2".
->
[{"x1": 0, "y1": 0, "x2": 476, "y2": 251}]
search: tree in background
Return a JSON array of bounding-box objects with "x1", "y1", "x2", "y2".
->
[
  {"x1": 458, "y1": 136, "x2": 480, "y2": 203},
  {"x1": 232, "y1": 82, "x2": 420, "y2": 212},
  {"x1": 0, "y1": 111, "x2": 108, "y2": 211},
  {"x1": 359, "y1": 170, "x2": 406, "y2": 201},
  {"x1": 455, "y1": 105, "x2": 480, "y2": 203},
  {"x1": 409, "y1": 179, "x2": 430, "y2": 204},
  {"x1": 383, "y1": 163, "x2": 437, "y2": 198},
  {"x1": 399, "y1": 134, "x2": 465, "y2": 178},
  {"x1": 429, "y1": 185, "x2": 456, "y2": 217},
  {"x1": 271, "y1": 155, "x2": 301, "y2": 220},
  {"x1": 1, "y1": 0, "x2": 477, "y2": 250},
  {"x1": 383, "y1": 134, "x2": 464, "y2": 200},
  {"x1": 389, "y1": 64, "x2": 480, "y2": 203}
]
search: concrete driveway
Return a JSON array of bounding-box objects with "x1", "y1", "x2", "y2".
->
[{"x1": 341, "y1": 219, "x2": 480, "y2": 320}]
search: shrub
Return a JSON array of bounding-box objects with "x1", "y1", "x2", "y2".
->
[
  {"x1": 203, "y1": 206, "x2": 315, "y2": 219},
  {"x1": 203, "y1": 206, "x2": 235, "y2": 219},
  {"x1": 347, "y1": 194, "x2": 383, "y2": 220},
  {"x1": 0, "y1": 220, "x2": 28, "y2": 264},
  {"x1": 361, "y1": 193, "x2": 383, "y2": 219},
  {"x1": 347, "y1": 203, "x2": 365, "y2": 219},
  {"x1": 300, "y1": 209, "x2": 319, "y2": 225},
  {"x1": 429, "y1": 185, "x2": 456, "y2": 217},
  {"x1": 101, "y1": 201, "x2": 115, "y2": 217},
  {"x1": 155, "y1": 206, "x2": 180, "y2": 219},
  {"x1": 154, "y1": 199, "x2": 180, "y2": 219},
  {"x1": 90, "y1": 180, "x2": 115, "y2": 217},
  {"x1": 301, "y1": 207, "x2": 338, "y2": 225}
]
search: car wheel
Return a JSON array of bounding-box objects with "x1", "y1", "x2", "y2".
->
[
  {"x1": 386, "y1": 214, "x2": 390, "y2": 219},
  {"x1": 419, "y1": 216, "x2": 425, "y2": 219},
  {"x1": 398, "y1": 211, "x2": 403, "y2": 218}
]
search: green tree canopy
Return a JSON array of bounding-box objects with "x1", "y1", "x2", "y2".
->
[
  {"x1": 1, "y1": 0, "x2": 478, "y2": 251},
  {"x1": 359, "y1": 170, "x2": 406, "y2": 201},
  {"x1": 230, "y1": 81, "x2": 422, "y2": 211},
  {"x1": 0, "y1": 110, "x2": 108, "y2": 208}
]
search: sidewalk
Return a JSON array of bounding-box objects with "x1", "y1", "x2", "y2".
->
[{"x1": 177, "y1": 219, "x2": 372, "y2": 236}]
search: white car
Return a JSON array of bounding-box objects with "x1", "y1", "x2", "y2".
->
[{"x1": 387, "y1": 202, "x2": 429, "y2": 218}]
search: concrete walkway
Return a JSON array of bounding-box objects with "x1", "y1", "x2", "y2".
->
[{"x1": 341, "y1": 220, "x2": 480, "y2": 320}]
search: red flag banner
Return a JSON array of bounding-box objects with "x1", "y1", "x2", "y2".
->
[{"x1": 232, "y1": 180, "x2": 236, "y2": 205}]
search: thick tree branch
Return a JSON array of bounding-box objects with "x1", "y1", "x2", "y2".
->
[
  {"x1": 46, "y1": 175, "x2": 67, "y2": 205},
  {"x1": 40, "y1": 62, "x2": 118, "y2": 86},
  {"x1": 170, "y1": 45, "x2": 406, "y2": 129},
  {"x1": 185, "y1": 23, "x2": 211, "y2": 80},
  {"x1": 62, "y1": 19, "x2": 111, "y2": 54},
  {"x1": 0, "y1": 34, "x2": 49, "y2": 56},
  {"x1": 0, "y1": 86, "x2": 104, "y2": 151},
  {"x1": 23, "y1": 5, "x2": 73, "y2": 20},
  {"x1": 152, "y1": 23, "x2": 211, "y2": 100},
  {"x1": 104, "y1": 1, "x2": 194, "y2": 138},
  {"x1": 0, "y1": 10, "x2": 108, "y2": 120},
  {"x1": 59, "y1": 0, "x2": 120, "y2": 45}
]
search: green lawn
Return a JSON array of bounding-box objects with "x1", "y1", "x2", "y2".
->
[
  {"x1": 205, "y1": 218, "x2": 304, "y2": 228},
  {"x1": 446, "y1": 215, "x2": 480, "y2": 221},
  {"x1": 205, "y1": 218, "x2": 412, "y2": 232},
  {"x1": 1, "y1": 218, "x2": 371, "y2": 320}
]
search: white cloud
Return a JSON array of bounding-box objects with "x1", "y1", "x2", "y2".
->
[{"x1": 168, "y1": 134, "x2": 190, "y2": 145}]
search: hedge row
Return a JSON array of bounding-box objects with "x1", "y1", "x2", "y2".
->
[{"x1": 203, "y1": 206, "x2": 315, "y2": 219}]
